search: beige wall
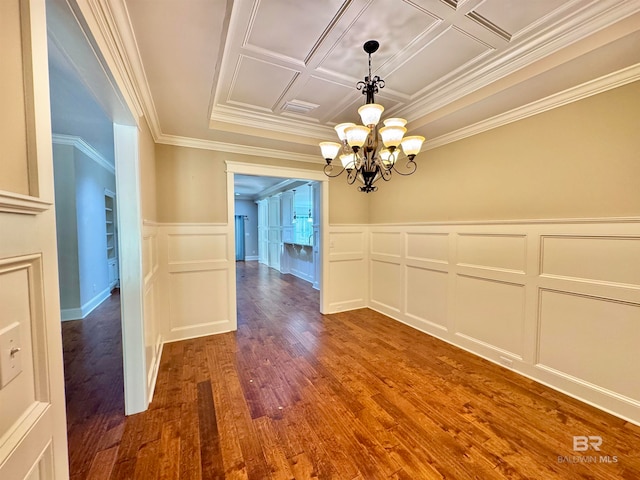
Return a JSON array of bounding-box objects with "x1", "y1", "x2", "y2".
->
[
  {"x1": 328, "y1": 176, "x2": 370, "y2": 224},
  {"x1": 139, "y1": 120, "x2": 157, "y2": 222},
  {"x1": 369, "y1": 81, "x2": 640, "y2": 223},
  {"x1": 152, "y1": 82, "x2": 640, "y2": 226},
  {"x1": 156, "y1": 143, "x2": 369, "y2": 224},
  {"x1": 0, "y1": 0, "x2": 29, "y2": 195}
]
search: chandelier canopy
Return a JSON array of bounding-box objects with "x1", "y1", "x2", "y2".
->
[{"x1": 320, "y1": 40, "x2": 425, "y2": 193}]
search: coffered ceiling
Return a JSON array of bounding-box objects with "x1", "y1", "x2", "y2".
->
[{"x1": 63, "y1": 0, "x2": 640, "y2": 164}]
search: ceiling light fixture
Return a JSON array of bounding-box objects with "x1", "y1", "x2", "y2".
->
[{"x1": 320, "y1": 40, "x2": 425, "y2": 193}]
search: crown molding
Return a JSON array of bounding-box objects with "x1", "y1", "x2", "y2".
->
[
  {"x1": 424, "y1": 63, "x2": 640, "y2": 151},
  {"x1": 83, "y1": 0, "x2": 161, "y2": 138},
  {"x1": 80, "y1": 0, "x2": 144, "y2": 120},
  {"x1": 402, "y1": 0, "x2": 640, "y2": 121},
  {"x1": 156, "y1": 134, "x2": 323, "y2": 164},
  {"x1": 209, "y1": 105, "x2": 334, "y2": 140},
  {"x1": 104, "y1": 0, "x2": 163, "y2": 139},
  {"x1": 52, "y1": 133, "x2": 116, "y2": 174}
]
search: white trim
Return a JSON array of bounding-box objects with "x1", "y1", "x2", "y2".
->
[
  {"x1": 51, "y1": 134, "x2": 115, "y2": 174},
  {"x1": 146, "y1": 337, "x2": 163, "y2": 405},
  {"x1": 152, "y1": 222, "x2": 228, "y2": 227},
  {"x1": 209, "y1": 104, "x2": 333, "y2": 140},
  {"x1": 226, "y1": 161, "x2": 330, "y2": 314},
  {"x1": 425, "y1": 64, "x2": 640, "y2": 151},
  {"x1": 82, "y1": 0, "x2": 144, "y2": 120},
  {"x1": 157, "y1": 133, "x2": 322, "y2": 164},
  {"x1": 0, "y1": 190, "x2": 51, "y2": 215},
  {"x1": 114, "y1": 123, "x2": 148, "y2": 415},
  {"x1": 225, "y1": 160, "x2": 326, "y2": 180},
  {"x1": 402, "y1": 0, "x2": 640, "y2": 121},
  {"x1": 245, "y1": 255, "x2": 259, "y2": 261},
  {"x1": 60, "y1": 286, "x2": 112, "y2": 321},
  {"x1": 95, "y1": 0, "x2": 161, "y2": 139},
  {"x1": 365, "y1": 216, "x2": 640, "y2": 227}
]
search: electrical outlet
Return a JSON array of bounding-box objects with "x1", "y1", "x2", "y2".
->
[
  {"x1": 499, "y1": 356, "x2": 513, "y2": 368},
  {"x1": 0, "y1": 322, "x2": 22, "y2": 388}
]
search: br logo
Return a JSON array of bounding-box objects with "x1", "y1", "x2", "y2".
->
[{"x1": 573, "y1": 436, "x2": 602, "y2": 451}]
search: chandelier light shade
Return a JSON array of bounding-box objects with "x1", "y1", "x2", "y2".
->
[
  {"x1": 358, "y1": 103, "x2": 384, "y2": 126},
  {"x1": 320, "y1": 40, "x2": 425, "y2": 193},
  {"x1": 345, "y1": 125, "x2": 370, "y2": 148},
  {"x1": 319, "y1": 141, "x2": 341, "y2": 160}
]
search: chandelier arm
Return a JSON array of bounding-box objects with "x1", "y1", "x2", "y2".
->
[
  {"x1": 390, "y1": 157, "x2": 418, "y2": 176},
  {"x1": 377, "y1": 167, "x2": 393, "y2": 182},
  {"x1": 346, "y1": 168, "x2": 358, "y2": 185},
  {"x1": 323, "y1": 163, "x2": 346, "y2": 178}
]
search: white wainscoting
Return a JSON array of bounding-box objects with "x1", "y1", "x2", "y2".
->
[
  {"x1": 364, "y1": 219, "x2": 640, "y2": 425},
  {"x1": 156, "y1": 223, "x2": 236, "y2": 344},
  {"x1": 0, "y1": 254, "x2": 54, "y2": 479},
  {"x1": 326, "y1": 226, "x2": 369, "y2": 313},
  {"x1": 142, "y1": 223, "x2": 162, "y2": 401}
]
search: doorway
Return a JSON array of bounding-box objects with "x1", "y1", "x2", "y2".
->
[
  {"x1": 225, "y1": 161, "x2": 330, "y2": 315},
  {"x1": 47, "y1": 0, "x2": 148, "y2": 419}
]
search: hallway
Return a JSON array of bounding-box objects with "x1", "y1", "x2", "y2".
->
[{"x1": 64, "y1": 263, "x2": 640, "y2": 479}]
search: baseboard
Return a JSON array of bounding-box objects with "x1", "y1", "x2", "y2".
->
[
  {"x1": 327, "y1": 299, "x2": 367, "y2": 314},
  {"x1": 163, "y1": 320, "x2": 236, "y2": 344},
  {"x1": 147, "y1": 335, "x2": 164, "y2": 406},
  {"x1": 60, "y1": 307, "x2": 83, "y2": 322},
  {"x1": 245, "y1": 255, "x2": 259, "y2": 261},
  {"x1": 60, "y1": 286, "x2": 112, "y2": 321}
]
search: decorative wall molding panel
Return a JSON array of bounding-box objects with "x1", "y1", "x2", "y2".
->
[
  {"x1": 0, "y1": 254, "x2": 54, "y2": 479},
  {"x1": 156, "y1": 224, "x2": 236, "y2": 344},
  {"x1": 363, "y1": 219, "x2": 640, "y2": 425},
  {"x1": 326, "y1": 226, "x2": 368, "y2": 313}
]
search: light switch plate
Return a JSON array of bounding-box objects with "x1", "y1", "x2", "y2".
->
[{"x1": 0, "y1": 322, "x2": 22, "y2": 388}]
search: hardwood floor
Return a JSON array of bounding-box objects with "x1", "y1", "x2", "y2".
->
[
  {"x1": 63, "y1": 263, "x2": 640, "y2": 479},
  {"x1": 62, "y1": 289, "x2": 125, "y2": 480}
]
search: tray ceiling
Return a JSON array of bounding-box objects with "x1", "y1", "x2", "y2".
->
[{"x1": 112, "y1": 0, "x2": 640, "y2": 161}]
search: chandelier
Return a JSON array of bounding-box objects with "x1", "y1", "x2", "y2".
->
[{"x1": 320, "y1": 40, "x2": 425, "y2": 193}]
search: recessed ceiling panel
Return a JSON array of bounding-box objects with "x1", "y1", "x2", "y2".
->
[
  {"x1": 319, "y1": 0, "x2": 440, "y2": 80},
  {"x1": 245, "y1": 0, "x2": 345, "y2": 62},
  {"x1": 472, "y1": 0, "x2": 568, "y2": 37},
  {"x1": 228, "y1": 56, "x2": 298, "y2": 110},
  {"x1": 385, "y1": 27, "x2": 491, "y2": 96}
]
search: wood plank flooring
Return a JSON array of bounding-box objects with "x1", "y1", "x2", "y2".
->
[
  {"x1": 62, "y1": 289, "x2": 125, "y2": 480},
  {"x1": 63, "y1": 262, "x2": 640, "y2": 479}
]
